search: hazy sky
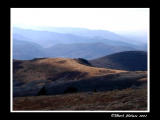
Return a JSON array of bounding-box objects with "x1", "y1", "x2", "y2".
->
[{"x1": 11, "y1": 8, "x2": 149, "y2": 33}]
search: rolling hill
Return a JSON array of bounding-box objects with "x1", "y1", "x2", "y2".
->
[
  {"x1": 13, "y1": 58, "x2": 124, "y2": 84},
  {"x1": 13, "y1": 57, "x2": 147, "y2": 97},
  {"x1": 90, "y1": 51, "x2": 147, "y2": 71}
]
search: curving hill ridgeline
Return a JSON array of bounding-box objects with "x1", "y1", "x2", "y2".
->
[
  {"x1": 90, "y1": 51, "x2": 147, "y2": 71},
  {"x1": 13, "y1": 57, "x2": 147, "y2": 97},
  {"x1": 13, "y1": 58, "x2": 124, "y2": 83}
]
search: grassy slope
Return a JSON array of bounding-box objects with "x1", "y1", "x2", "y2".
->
[
  {"x1": 13, "y1": 87, "x2": 147, "y2": 111},
  {"x1": 90, "y1": 51, "x2": 147, "y2": 71},
  {"x1": 14, "y1": 58, "x2": 125, "y2": 83}
]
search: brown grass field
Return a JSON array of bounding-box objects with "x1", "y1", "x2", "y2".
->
[
  {"x1": 13, "y1": 87, "x2": 147, "y2": 111},
  {"x1": 14, "y1": 58, "x2": 125, "y2": 83}
]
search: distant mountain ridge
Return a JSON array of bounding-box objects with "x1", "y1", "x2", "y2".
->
[
  {"x1": 22, "y1": 26, "x2": 147, "y2": 44},
  {"x1": 13, "y1": 27, "x2": 147, "y2": 48},
  {"x1": 13, "y1": 40, "x2": 138, "y2": 60},
  {"x1": 45, "y1": 42, "x2": 137, "y2": 59},
  {"x1": 13, "y1": 40, "x2": 46, "y2": 60},
  {"x1": 13, "y1": 27, "x2": 147, "y2": 60}
]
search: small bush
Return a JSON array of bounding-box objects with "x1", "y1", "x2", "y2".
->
[
  {"x1": 93, "y1": 88, "x2": 97, "y2": 92},
  {"x1": 77, "y1": 58, "x2": 92, "y2": 66},
  {"x1": 37, "y1": 87, "x2": 47, "y2": 96},
  {"x1": 64, "y1": 86, "x2": 78, "y2": 94}
]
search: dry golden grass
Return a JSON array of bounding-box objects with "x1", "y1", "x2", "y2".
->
[
  {"x1": 13, "y1": 87, "x2": 147, "y2": 111},
  {"x1": 14, "y1": 58, "x2": 126, "y2": 83},
  {"x1": 35, "y1": 58, "x2": 125, "y2": 76}
]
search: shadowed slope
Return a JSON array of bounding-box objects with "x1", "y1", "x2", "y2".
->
[{"x1": 90, "y1": 51, "x2": 147, "y2": 71}]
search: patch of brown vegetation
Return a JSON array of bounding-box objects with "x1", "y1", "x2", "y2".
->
[
  {"x1": 36, "y1": 58, "x2": 125, "y2": 76},
  {"x1": 13, "y1": 87, "x2": 147, "y2": 111},
  {"x1": 13, "y1": 58, "x2": 126, "y2": 83}
]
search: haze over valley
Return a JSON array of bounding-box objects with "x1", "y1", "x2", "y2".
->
[{"x1": 13, "y1": 27, "x2": 147, "y2": 60}]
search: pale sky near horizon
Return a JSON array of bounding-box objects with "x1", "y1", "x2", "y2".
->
[{"x1": 11, "y1": 8, "x2": 149, "y2": 33}]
